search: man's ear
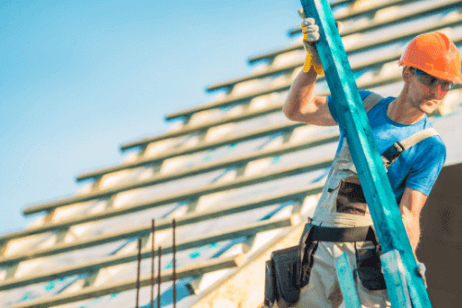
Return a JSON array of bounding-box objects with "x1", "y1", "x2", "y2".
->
[{"x1": 402, "y1": 66, "x2": 412, "y2": 83}]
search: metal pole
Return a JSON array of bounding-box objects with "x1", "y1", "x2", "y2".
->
[
  {"x1": 136, "y1": 238, "x2": 142, "y2": 308},
  {"x1": 151, "y1": 219, "x2": 155, "y2": 308},
  {"x1": 172, "y1": 219, "x2": 176, "y2": 308},
  {"x1": 157, "y1": 246, "x2": 162, "y2": 308}
]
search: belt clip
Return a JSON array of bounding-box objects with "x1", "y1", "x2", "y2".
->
[{"x1": 393, "y1": 141, "x2": 405, "y2": 155}]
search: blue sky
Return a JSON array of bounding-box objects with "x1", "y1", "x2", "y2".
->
[{"x1": 0, "y1": 0, "x2": 302, "y2": 235}]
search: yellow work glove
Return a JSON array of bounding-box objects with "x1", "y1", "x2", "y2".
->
[
  {"x1": 299, "y1": 8, "x2": 324, "y2": 75},
  {"x1": 299, "y1": 8, "x2": 342, "y2": 75}
]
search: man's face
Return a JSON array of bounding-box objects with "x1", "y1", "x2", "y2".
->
[{"x1": 408, "y1": 67, "x2": 452, "y2": 114}]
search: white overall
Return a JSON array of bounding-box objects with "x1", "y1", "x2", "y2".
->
[{"x1": 291, "y1": 93, "x2": 437, "y2": 308}]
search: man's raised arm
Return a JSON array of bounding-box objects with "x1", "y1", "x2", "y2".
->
[{"x1": 282, "y1": 16, "x2": 336, "y2": 126}]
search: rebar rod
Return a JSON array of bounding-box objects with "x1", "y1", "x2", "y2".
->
[
  {"x1": 151, "y1": 219, "x2": 155, "y2": 308},
  {"x1": 173, "y1": 219, "x2": 176, "y2": 308},
  {"x1": 136, "y1": 238, "x2": 142, "y2": 308},
  {"x1": 158, "y1": 246, "x2": 162, "y2": 308}
]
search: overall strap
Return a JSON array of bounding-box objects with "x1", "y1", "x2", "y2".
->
[
  {"x1": 382, "y1": 128, "x2": 439, "y2": 166},
  {"x1": 363, "y1": 92, "x2": 384, "y2": 113}
]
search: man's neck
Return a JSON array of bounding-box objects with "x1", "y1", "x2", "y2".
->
[{"x1": 387, "y1": 89, "x2": 426, "y2": 125}]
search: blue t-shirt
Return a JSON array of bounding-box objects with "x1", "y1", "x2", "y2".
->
[{"x1": 327, "y1": 90, "x2": 446, "y2": 203}]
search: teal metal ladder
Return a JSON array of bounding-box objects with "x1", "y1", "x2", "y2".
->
[{"x1": 299, "y1": 0, "x2": 431, "y2": 306}]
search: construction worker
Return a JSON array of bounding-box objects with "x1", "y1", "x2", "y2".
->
[{"x1": 278, "y1": 14, "x2": 462, "y2": 308}]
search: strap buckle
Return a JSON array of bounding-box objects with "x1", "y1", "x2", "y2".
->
[
  {"x1": 393, "y1": 141, "x2": 405, "y2": 153},
  {"x1": 382, "y1": 141, "x2": 404, "y2": 165}
]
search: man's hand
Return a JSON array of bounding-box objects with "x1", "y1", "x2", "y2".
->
[
  {"x1": 298, "y1": 8, "x2": 342, "y2": 74},
  {"x1": 299, "y1": 8, "x2": 323, "y2": 74},
  {"x1": 416, "y1": 261, "x2": 427, "y2": 288},
  {"x1": 302, "y1": 18, "x2": 322, "y2": 65}
]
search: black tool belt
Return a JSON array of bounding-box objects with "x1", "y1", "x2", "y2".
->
[
  {"x1": 306, "y1": 225, "x2": 378, "y2": 244},
  {"x1": 264, "y1": 222, "x2": 379, "y2": 308}
]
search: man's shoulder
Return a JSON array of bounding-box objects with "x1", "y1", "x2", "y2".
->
[
  {"x1": 362, "y1": 91, "x2": 396, "y2": 113},
  {"x1": 419, "y1": 132, "x2": 446, "y2": 150},
  {"x1": 412, "y1": 126, "x2": 446, "y2": 165},
  {"x1": 421, "y1": 120, "x2": 446, "y2": 148}
]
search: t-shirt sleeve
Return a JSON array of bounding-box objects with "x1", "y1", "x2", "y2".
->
[
  {"x1": 405, "y1": 137, "x2": 446, "y2": 196},
  {"x1": 327, "y1": 90, "x2": 373, "y2": 124}
]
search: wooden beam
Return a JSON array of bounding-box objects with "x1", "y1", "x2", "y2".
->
[
  {"x1": 95, "y1": 48, "x2": 405, "y2": 162},
  {"x1": 124, "y1": 117, "x2": 297, "y2": 151},
  {"x1": 289, "y1": 0, "x2": 462, "y2": 37},
  {"x1": 6, "y1": 254, "x2": 246, "y2": 308},
  {"x1": 332, "y1": 0, "x2": 409, "y2": 22},
  {"x1": 1, "y1": 185, "x2": 319, "y2": 291},
  {"x1": 199, "y1": 42, "x2": 462, "y2": 131},
  {"x1": 248, "y1": 13, "x2": 462, "y2": 64},
  {"x1": 335, "y1": 252, "x2": 361, "y2": 308},
  {"x1": 0, "y1": 215, "x2": 298, "y2": 270},
  {"x1": 22, "y1": 68, "x2": 462, "y2": 216},
  {"x1": 0, "y1": 217, "x2": 297, "y2": 291},
  {"x1": 300, "y1": 0, "x2": 430, "y2": 305},
  {"x1": 216, "y1": 0, "x2": 462, "y2": 91},
  {"x1": 380, "y1": 249, "x2": 412, "y2": 307},
  {"x1": 86, "y1": 45, "x2": 399, "y2": 176},
  {"x1": 165, "y1": 17, "x2": 462, "y2": 121},
  {"x1": 206, "y1": 67, "x2": 295, "y2": 92},
  {"x1": 128, "y1": 67, "x2": 402, "y2": 150},
  {"x1": 189, "y1": 215, "x2": 306, "y2": 308},
  {"x1": 79, "y1": 106, "x2": 284, "y2": 180},
  {"x1": 328, "y1": 0, "x2": 351, "y2": 9},
  {"x1": 28, "y1": 133, "x2": 337, "y2": 216},
  {"x1": 23, "y1": 141, "x2": 331, "y2": 216},
  {"x1": 2, "y1": 175, "x2": 325, "y2": 245},
  {"x1": 23, "y1": 67, "x2": 460, "y2": 216}
]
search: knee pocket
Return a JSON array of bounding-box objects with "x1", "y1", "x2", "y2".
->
[{"x1": 356, "y1": 247, "x2": 387, "y2": 291}]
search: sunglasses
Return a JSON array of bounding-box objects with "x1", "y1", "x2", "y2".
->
[{"x1": 409, "y1": 67, "x2": 453, "y2": 89}]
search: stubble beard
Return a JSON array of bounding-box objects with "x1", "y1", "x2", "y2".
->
[
  {"x1": 419, "y1": 99, "x2": 439, "y2": 115},
  {"x1": 411, "y1": 95, "x2": 439, "y2": 115}
]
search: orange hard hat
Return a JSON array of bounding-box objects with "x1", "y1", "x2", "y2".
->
[{"x1": 399, "y1": 32, "x2": 462, "y2": 85}]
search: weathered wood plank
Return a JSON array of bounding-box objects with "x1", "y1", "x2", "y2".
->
[
  {"x1": 23, "y1": 151, "x2": 331, "y2": 216},
  {"x1": 1, "y1": 174, "x2": 326, "y2": 245},
  {"x1": 289, "y1": 0, "x2": 462, "y2": 37},
  {"x1": 300, "y1": 0, "x2": 430, "y2": 306},
  {"x1": 190, "y1": 218, "x2": 306, "y2": 308},
  {"x1": 334, "y1": 252, "x2": 361, "y2": 308},
  {"x1": 6, "y1": 254, "x2": 246, "y2": 308},
  {"x1": 381, "y1": 249, "x2": 412, "y2": 307},
  {"x1": 0, "y1": 215, "x2": 298, "y2": 270},
  {"x1": 32, "y1": 134, "x2": 336, "y2": 215}
]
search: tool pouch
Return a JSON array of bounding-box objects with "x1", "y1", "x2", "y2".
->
[
  {"x1": 264, "y1": 223, "x2": 315, "y2": 308},
  {"x1": 264, "y1": 246, "x2": 300, "y2": 308}
]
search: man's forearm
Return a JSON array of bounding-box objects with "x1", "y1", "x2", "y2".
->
[
  {"x1": 399, "y1": 188, "x2": 427, "y2": 257},
  {"x1": 283, "y1": 65, "x2": 318, "y2": 120},
  {"x1": 402, "y1": 212, "x2": 421, "y2": 254}
]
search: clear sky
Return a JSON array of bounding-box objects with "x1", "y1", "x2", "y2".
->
[{"x1": 0, "y1": 0, "x2": 303, "y2": 235}]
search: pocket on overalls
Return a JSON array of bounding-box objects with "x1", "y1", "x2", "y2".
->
[
  {"x1": 356, "y1": 247, "x2": 387, "y2": 290},
  {"x1": 336, "y1": 181, "x2": 367, "y2": 216}
]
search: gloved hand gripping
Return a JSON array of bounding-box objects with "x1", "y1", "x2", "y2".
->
[{"x1": 299, "y1": 8, "x2": 342, "y2": 75}]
